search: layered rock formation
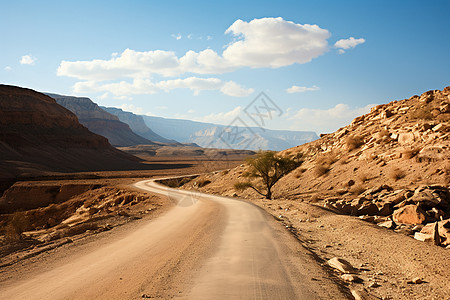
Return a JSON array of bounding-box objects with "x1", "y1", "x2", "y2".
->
[
  {"x1": 102, "y1": 107, "x2": 174, "y2": 144},
  {"x1": 142, "y1": 115, "x2": 318, "y2": 151},
  {"x1": 0, "y1": 85, "x2": 143, "y2": 179},
  {"x1": 47, "y1": 93, "x2": 155, "y2": 147}
]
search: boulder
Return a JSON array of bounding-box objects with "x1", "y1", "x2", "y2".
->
[
  {"x1": 357, "y1": 203, "x2": 380, "y2": 216},
  {"x1": 327, "y1": 257, "x2": 355, "y2": 273},
  {"x1": 393, "y1": 205, "x2": 427, "y2": 225},
  {"x1": 414, "y1": 232, "x2": 433, "y2": 242},
  {"x1": 378, "y1": 220, "x2": 396, "y2": 229},
  {"x1": 398, "y1": 132, "x2": 415, "y2": 144},
  {"x1": 420, "y1": 219, "x2": 450, "y2": 246}
]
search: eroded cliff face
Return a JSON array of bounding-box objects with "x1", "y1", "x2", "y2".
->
[
  {"x1": 0, "y1": 85, "x2": 142, "y2": 178},
  {"x1": 47, "y1": 93, "x2": 154, "y2": 147}
]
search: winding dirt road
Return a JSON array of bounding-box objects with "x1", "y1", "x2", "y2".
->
[{"x1": 0, "y1": 180, "x2": 346, "y2": 299}]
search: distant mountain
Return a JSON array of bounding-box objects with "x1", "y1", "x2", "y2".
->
[
  {"x1": 101, "y1": 107, "x2": 174, "y2": 144},
  {"x1": 0, "y1": 85, "x2": 144, "y2": 178},
  {"x1": 46, "y1": 93, "x2": 155, "y2": 147},
  {"x1": 142, "y1": 115, "x2": 318, "y2": 151}
]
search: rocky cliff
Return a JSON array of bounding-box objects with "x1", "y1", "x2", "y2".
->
[
  {"x1": 47, "y1": 94, "x2": 155, "y2": 147},
  {"x1": 102, "y1": 107, "x2": 174, "y2": 144},
  {"x1": 0, "y1": 85, "x2": 143, "y2": 178},
  {"x1": 142, "y1": 115, "x2": 318, "y2": 151}
]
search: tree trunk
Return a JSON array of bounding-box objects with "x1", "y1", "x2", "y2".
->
[{"x1": 266, "y1": 190, "x2": 272, "y2": 199}]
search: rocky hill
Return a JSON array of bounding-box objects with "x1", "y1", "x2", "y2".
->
[
  {"x1": 102, "y1": 107, "x2": 174, "y2": 144},
  {"x1": 142, "y1": 115, "x2": 318, "y2": 151},
  {"x1": 46, "y1": 94, "x2": 155, "y2": 147},
  {"x1": 182, "y1": 87, "x2": 450, "y2": 246},
  {"x1": 0, "y1": 85, "x2": 144, "y2": 179}
]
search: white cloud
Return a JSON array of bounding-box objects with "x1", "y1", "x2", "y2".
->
[
  {"x1": 115, "y1": 103, "x2": 145, "y2": 115},
  {"x1": 198, "y1": 106, "x2": 242, "y2": 124},
  {"x1": 334, "y1": 37, "x2": 365, "y2": 53},
  {"x1": 4, "y1": 66, "x2": 12, "y2": 71},
  {"x1": 220, "y1": 81, "x2": 254, "y2": 97},
  {"x1": 156, "y1": 106, "x2": 168, "y2": 110},
  {"x1": 57, "y1": 17, "x2": 331, "y2": 82},
  {"x1": 289, "y1": 103, "x2": 375, "y2": 133},
  {"x1": 223, "y1": 17, "x2": 330, "y2": 68},
  {"x1": 73, "y1": 77, "x2": 253, "y2": 97},
  {"x1": 172, "y1": 33, "x2": 182, "y2": 40},
  {"x1": 286, "y1": 85, "x2": 319, "y2": 94},
  {"x1": 20, "y1": 55, "x2": 36, "y2": 65},
  {"x1": 187, "y1": 34, "x2": 193, "y2": 39}
]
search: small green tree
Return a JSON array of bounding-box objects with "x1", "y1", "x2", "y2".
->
[{"x1": 234, "y1": 151, "x2": 303, "y2": 199}]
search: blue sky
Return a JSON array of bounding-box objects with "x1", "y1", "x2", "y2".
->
[{"x1": 1, "y1": 0, "x2": 449, "y2": 133}]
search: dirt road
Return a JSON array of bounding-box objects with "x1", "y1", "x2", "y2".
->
[{"x1": 0, "y1": 180, "x2": 346, "y2": 299}]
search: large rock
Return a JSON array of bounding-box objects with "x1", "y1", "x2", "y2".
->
[
  {"x1": 393, "y1": 205, "x2": 427, "y2": 225},
  {"x1": 410, "y1": 185, "x2": 449, "y2": 209},
  {"x1": 327, "y1": 257, "x2": 355, "y2": 273},
  {"x1": 420, "y1": 219, "x2": 450, "y2": 246}
]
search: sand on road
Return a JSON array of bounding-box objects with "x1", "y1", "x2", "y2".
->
[{"x1": 0, "y1": 180, "x2": 346, "y2": 299}]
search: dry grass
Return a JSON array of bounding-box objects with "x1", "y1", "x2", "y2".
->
[
  {"x1": 196, "y1": 178, "x2": 211, "y2": 188},
  {"x1": 358, "y1": 173, "x2": 369, "y2": 183},
  {"x1": 345, "y1": 135, "x2": 365, "y2": 151},
  {"x1": 293, "y1": 168, "x2": 307, "y2": 178},
  {"x1": 314, "y1": 165, "x2": 330, "y2": 177},
  {"x1": 410, "y1": 106, "x2": 433, "y2": 120},
  {"x1": 350, "y1": 184, "x2": 365, "y2": 195},
  {"x1": 389, "y1": 168, "x2": 406, "y2": 181},
  {"x1": 4, "y1": 211, "x2": 30, "y2": 242},
  {"x1": 400, "y1": 147, "x2": 421, "y2": 159}
]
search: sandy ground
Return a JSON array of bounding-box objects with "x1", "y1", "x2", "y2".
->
[{"x1": 0, "y1": 180, "x2": 348, "y2": 299}]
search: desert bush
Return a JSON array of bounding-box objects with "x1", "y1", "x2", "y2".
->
[
  {"x1": 293, "y1": 168, "x2": 307, "y2": 178},
  {"x1": 220, "y1": 170, "x2": 229, "y2": 176},
  {"x1": 400, "y1": 147, "x2": 421, "y2": 159},
  {"x1": 389, "y1": 168, "x2": 406, "y2": 181},
  {"x1": 234, "y1": 151, "x2": 303, "y2": 199},
  {"x1": 314, "y1": 165, "x2": 330, "y2": 177},
  {"x1": 350, "y1": 184, "x2": 365, "y2": 195},
  {"x1": 358, "y1": 173, "x2": 369, "y2": 183},
  {"x1": 4, "y1": 211, "x2": 30, "y2": 242},
  {"x1": 344, "y1": 135, "x2": 365, "y2": 151},
  {"x1": 196, "y1": 179, "x2": 211, "y2": 188},
  {"x1": 410, "y1": 106, "x2": 433, "y2": 120}
]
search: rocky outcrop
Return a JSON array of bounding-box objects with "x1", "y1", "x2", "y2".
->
[
  {"x1": 0, "y1": 85, "x2": 143, "y2": 178},
  {"x1": 47, "y1": 93, "x2": 155, "y2": 147},
  {"x1": 102, "y1": 107, "x2": 174, "y2": 144},
  {"x1": 142, "y1": 115, "x2": 319, "y2": 151}
]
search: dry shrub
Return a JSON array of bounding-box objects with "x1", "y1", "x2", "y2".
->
[
  {"x1": 4, "y1": 211, "x2": 30, "y2": 242},
  {"x1": 410, "y1": 106, "x2": 433, "y2": 120},
  {"x1": 220, "y1": 170, "x2": 229, "y2": 176},
  {"x1": 389, "y1": 168, "x2": 406, "y2": 181},
  {"x1": 358, "y1": 173, "x2": 369, "y2": 183},
  {"x1": 345, "y1": 135, "x2": 365, "y2": 151},
  {"x1": 350, "y1": 184, "x2": 365, "y2": 195},
  {"x1": 293, "y1": 168, "x2": 307, "y2": 178},
  {"x1": 400, "y1": 147, "x2": 421, "y2": 159},
  {"x1": 310, "y1": 194, "x2": 321, "y2": 203},
  {"x1": 196, "y1": 178, "x2": 211, "y2": 188},
  {"x1": 314, "y1": 165, "x2": 330, "y2": 177}
]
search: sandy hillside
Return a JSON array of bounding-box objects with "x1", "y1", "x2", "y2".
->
[{"x1": 179, "y1": 86, "x2": 450, "y2": 299}]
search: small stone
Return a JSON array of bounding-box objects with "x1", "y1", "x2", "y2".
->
[
  {"x1": 407, "y1": 277, "x2": 423, "y2": 284},
  {"x1": 414, "y1": 232, "x2": 432, "y2": 242},
  {"x1": 378, "y1": 220, "x2": 396, "y2": 229},
  {"x1": 369, "y1": 282, "x2": 380, "y2": 288},
  {"x1": 327, "y1": 257, "x2": 355, "y2": 273},
  {"x1": 341, "y1": 274, "x2": 360, "y2": 282}
]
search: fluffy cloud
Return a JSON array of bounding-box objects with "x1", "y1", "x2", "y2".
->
[
  {"x1": 286, "y1": 85, "x2": 319, "y2": 93},
  {"x1": 58, "y1": 17, "x2": 331, "y2": 81},
  {"x1": 198, "y1": 106, "x2": 242, "y2": 124},
  {"x1": 334, "y1": 37, "x2": 365, "y2": 54},
  {"x1": 223, "y1": 17, "x2": 330, "y2": 68},
  {"x1": 20, "y1": 55, "x2": 36, "y2": 65},
  {"x1": 74, "y1": 77, "x2": 253, "y2": 97},
  {"x1": 220, "y1": 81, "x2": 254, "y2": 97},
  {"x1": 57, "y1": 17, "x2": 362, "y2": 98},
  {"x1": 4, "y1": 66, "x2": 12, "y2": 71},
  {"x1": 289, "y1": 103, "x2": 374, "y2": 133}
]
